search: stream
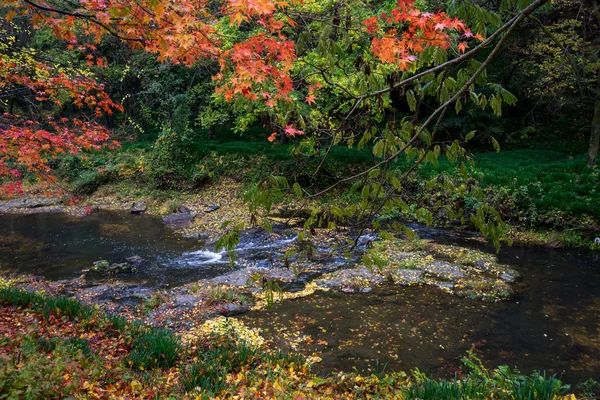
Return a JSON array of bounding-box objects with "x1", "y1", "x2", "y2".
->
[{"x1": 0, "y1": 211, "x2": 598, "y2": 384}]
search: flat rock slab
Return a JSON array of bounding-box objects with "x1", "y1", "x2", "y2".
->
[
  {"x1": 316, "y1": 267, "x2": 385, "y2": 292},
  {"x1": 392, "y1": 269, "x2": 424, "y2": 285},
  {"x1": 173, "y1": 294, "x2": 204, "y2": 307},
  {"x1": 422, "y1": 261, "x2": 465, "y2": 281},
  {"x1": 208, "y1": 267, "x2": 295, "y2": 287},
  {"x1": 0, "y1": 197, "x2": 62, "y2": 209}
]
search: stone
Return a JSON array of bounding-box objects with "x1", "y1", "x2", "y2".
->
[
  {"x1": 435, "y1": 282, "x2": 454, "y2": 290},
  {"x1": 392, "y1": 269, "x2": 424, "y2": 285},
  {"x1": 126, "y1": 255, "x2": 145, "y2": 267},
  {"x1": 218, "y1": 303, "x2": 251, "y2": 316},
  {"x1": 90, "y1": 260, "x2": 110, "y2": 272},
  {"x1": 2, "y1": 197, "x2": 62, "y2": 209},
  {"x1": 204, "y1": 204, "x2": 220, "y2": 213},
  {"x1": 316, "y1": 267, "x2": 385, "y2": 292},
  {"x1": 173, "y1": 294, "x2": 203, "y2": 307},
  {"x1": 130, "y1": 201, "x2": 147, "y2": 214},
  {"x1": 108, "y1": 262, "x2": 134, "y2": 273},
  {"x1": 178, "y1": 205, "x2": 192, "y2": 214},
  {"x1": 209, "y1": 269, "x2": 255, "y2": 287},
  {"x1": 472, "y1": 259, "x2": 495, "y2": 272},
  {"x1": 162, "y1": 212, "x2": 195, "y2": 229},
  {"x1": 423, "y1": 261, "x2": 465, "y2": 281},
  {"x1": 499, "y1": 268, "x2": 521, "y2": 283}
]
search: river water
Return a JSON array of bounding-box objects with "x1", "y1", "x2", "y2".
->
[{"x1": 0, "y1": 211, "x2": 598, "y2": 383}]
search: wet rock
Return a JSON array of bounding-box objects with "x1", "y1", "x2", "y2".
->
[
  {"x1": 126, "y1": 255, "x2": 145, "y2": 267},
  {"x1": 454, "y1": 277, "x2": 514, "y2": 302},
  {"x1": 204, "y1": 204, "x2": 220, "y2": 213},
  {"x1": 90, "y1": 260, "x2": 110, "y2": 272},
  {"x1": 209, "y1": 269, "x2": 255, "y2": 287},
  {"x1": 209, "y1": 267, "x2": 295, "y2": 288},
  {"x1": 1, "y1": 197, "x2": 62, "y2": 209},
  {"x1": 179, "y1": 205, "x2": 192, "y2": 214},
  {"x1": 130, "y1": 201, "x2": 147, "y2": 214},
  {"x1": 435, "y1": 282, "x2": 454, "y2": 290},
  {"x1": 89, "y1": 260, "x2": 135, "y2": 274},
  {"x1": 162, "y1": 212, "x2": 195, "y2": 229},
  {"x1": 472, "y1": 259, "x2": 496, "y2": 272},
  {"x1": 391, "y1": 269, "x2": 424, "y2": 285},
  {"x1": 108, "y1": 263, "x2": 134, "y2": 273},
  {"x1": 499, "y1": 268, "x2": 521, "y2": 283},
  {"x1": 422, "y1": 261, "x2": 465, "y2": 281},
  {"x1": 173, "y1": 294, "x2": 203, "y2": 307},
  {"x1": 316, "y1": 267, "x2": 385, "y2": 293},
  {"x1": 218, "y1": 303, "x2": 251, "y2": 316}
]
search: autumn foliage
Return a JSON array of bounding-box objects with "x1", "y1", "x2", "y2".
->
[{"x1": 0, "y1": 0, "x2": 476, "y2": 193}]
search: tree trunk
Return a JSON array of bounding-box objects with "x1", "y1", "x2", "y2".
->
[{"x1": 587, "y1": 98, "x2": 600, "y2": 167}]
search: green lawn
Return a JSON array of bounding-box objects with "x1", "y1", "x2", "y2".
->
[{"x1": 418, "y1": 145, "x2": 600, "y2": 220}]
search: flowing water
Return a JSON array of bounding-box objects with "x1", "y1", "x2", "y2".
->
[{"x1": 0, "y1": 211, "x2": 598, "y2": 383}]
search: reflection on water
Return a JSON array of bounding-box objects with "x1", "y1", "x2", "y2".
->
[
  {"x1": 0, "y1": 211, "x2": 228, "y2": 285},
  {"x1": 240, "y1": 244, "x2": 600, "y2": 384}
]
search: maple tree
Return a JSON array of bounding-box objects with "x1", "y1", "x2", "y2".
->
[{"x1": 0, "y1": 0, "x2": 551, "y2": 245}]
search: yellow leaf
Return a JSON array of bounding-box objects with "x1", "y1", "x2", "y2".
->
[{"x1": 131, "y1": 380, "x2": 142, "y2": 392}]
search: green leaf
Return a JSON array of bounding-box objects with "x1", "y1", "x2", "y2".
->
[
  {"x1": 491, "y1": 137, "x2": 501, "y2": 152},
  {"x1": 465, "y1": 130, "x2": 476, "y2": 142}
]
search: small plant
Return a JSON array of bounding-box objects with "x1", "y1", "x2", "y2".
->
[
  {"x1": 403, "y1": 377, "x2": 487, "y2": 400},
  {"x1": 577, "y1": 378, "x2": 600, "y2": 398},
  {"x1": 141, "y1": 292, "x2": 169, "y2": 314},
  {"x1": 40, "y1": 296, "x2": 94, "y2": 321},
  {"x1": 62, "y1": 337, "x2": 93, "y2": 358},
  {"x1": 106, "y1": 314, "x2": 128, "y2": 332},
  {"x1": 129, "y1": 327, "x2": 180, "y2": 369},
  {"x1": 0, "y1": 287, "x2": 39, "y2": 307},
  {"x1": 204, "y1": 285, "x2": 253, "y2": 306}
]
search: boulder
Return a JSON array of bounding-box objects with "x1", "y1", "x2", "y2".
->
[
  {"x1": 131, "y1": 201, "x2": 147, "y2": 214},
  {"x1": 162, "y1": 212, "x2": 195, "y2": 229}
]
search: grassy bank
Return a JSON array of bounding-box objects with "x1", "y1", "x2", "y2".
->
[
  {"x1": 0, "y1": 280, "x2": 594, "y2": 399},
  {"x1": 6, "y1": 134, "x2": 599, "y2": 248}
]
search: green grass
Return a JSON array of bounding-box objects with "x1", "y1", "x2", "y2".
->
[
  {"x1": 129, "y1": 327, "x2": 181, "y2": 369},
  {"x1": 402, "y1": 377, "x2": 488, "y2": 400},
  {"x1": 418, "y1": 147, "x2": 600, "y2": 220},
  {"x1": 204, "y1": 285, "x2": 254, "y2": 306}
]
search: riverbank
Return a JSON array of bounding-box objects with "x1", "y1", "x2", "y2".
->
[
  {"x1": 1, "y1": 281, "x2": 593, "y2": 399},
  {"x1": 1, "y1": 203, "x2": 599, "y2": 392},
  {"x1": 2, "y1": 174, "x2": 598, "y2": 250}
]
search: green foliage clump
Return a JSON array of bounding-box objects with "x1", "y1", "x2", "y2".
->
[{"x1": 129, "y1": 327, "x2": 180, "y2": 369}]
